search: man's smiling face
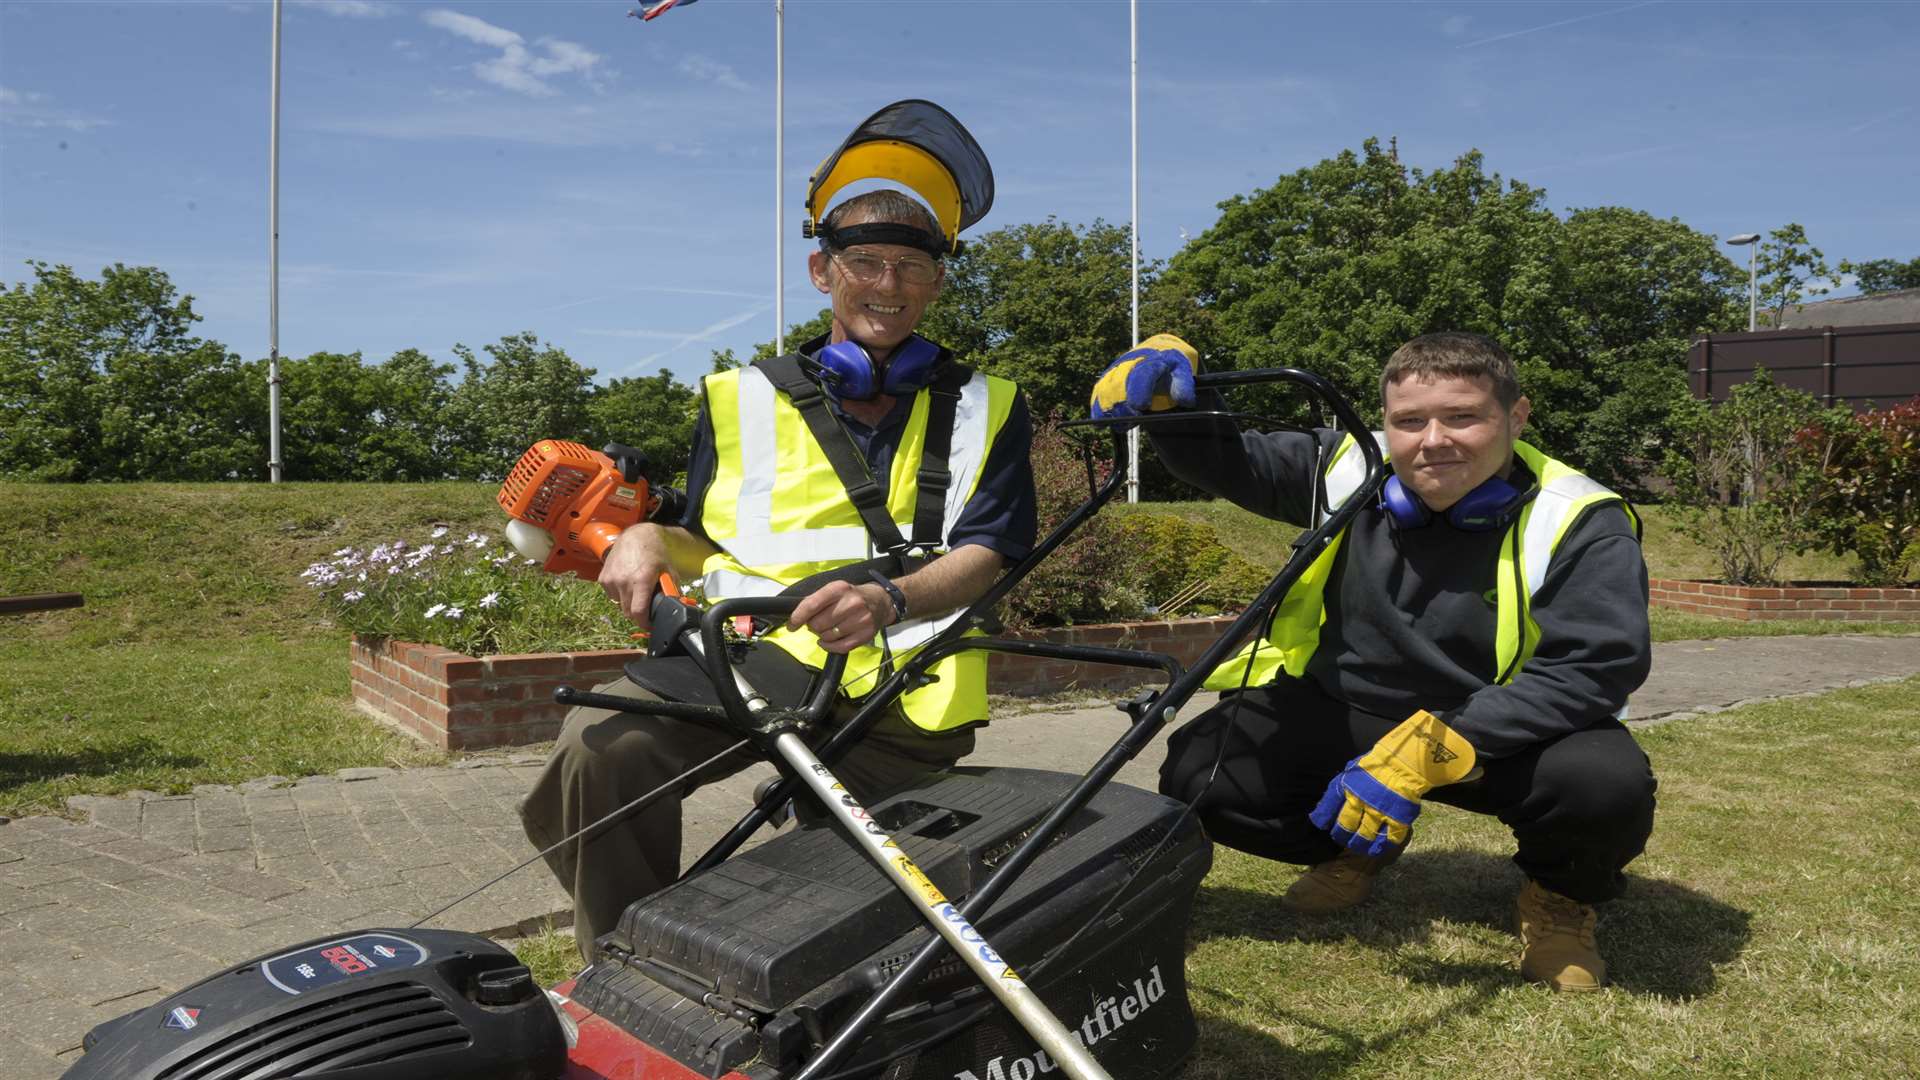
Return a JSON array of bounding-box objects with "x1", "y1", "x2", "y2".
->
[{"x1": 808, "y1": 230, "x2": 943, "y2": 360}]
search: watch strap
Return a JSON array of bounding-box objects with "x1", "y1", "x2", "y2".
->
[{"x1": 866, "y1": 569, "x2": 908, "y2": 625}]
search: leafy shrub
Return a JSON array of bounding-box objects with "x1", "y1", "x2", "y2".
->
[
  {"x1": 998, "y1": 422, "x2": 1148, "y2": 630},
  {"x1": 1798, "y1": 396, "x2": 1920, "y2": 586},
  {"x1": 1659, "y1": 371, "x2": 1844, "y2": 586},
  {"x1": 302, "y1": 528, "x2": 633, "y2": 656},
  {"x1": 1111, "y1": 513, "x2": 1273, "y2": 616}
]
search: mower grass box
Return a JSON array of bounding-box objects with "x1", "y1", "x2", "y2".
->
[{"x1": 568, "y1": 766, "x2": 1211, "y2": 1079}]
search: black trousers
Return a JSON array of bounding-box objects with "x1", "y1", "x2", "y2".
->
[{"x1": 1158, "y1": 677, "x2": 1657, "y2": 904}]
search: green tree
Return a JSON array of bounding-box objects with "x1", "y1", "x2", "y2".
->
[
  {"x1": 1754, "y1": 223, "x2": 1834, "y2": 325},
  {"x1": 1143, "y1": 142, "x2": 1745, "y2": 495},
  {"x1": 1148, "y1": 141, "x2": 1561, "y2": 418},
  {"x1": 1838, "y1": 256, "x2": 1920, "y2": 295},
  {"x1": 584, "y1": 367, "x2": 700, "y2": 485},
  {"x1": 276, "y1": 350, "x2": 384, "y2": 481},
  {"x1": 364, "y1": 348, "x2": 458, "y2": 480},
  {"x1": 1516, "y1": 207, "x2": 1744, "y2": 493},
  {"x1": 919, "y1": 217, "x2": 1142, "y2": 423},
  {"x1": 444, "y1": 333, "x2": 596, "y2": 481},
  {"x1": 0, "y1": 261, "x2": 257, "y2": 480},
  {"x1": 1660, "y1": 371, "x2": 1844, "y2": 585}
]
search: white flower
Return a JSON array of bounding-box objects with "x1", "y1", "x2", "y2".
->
[
  {"x1": 387, "y1": 565, "x2": 402, "y2": 576},
  {"x1": 444, "y1": 606, "x2": 464, "y2": 620},
  {"x1": 465, "y1": 532, "x2": 487, "y2": 547},
  {"x1": 356, "y1": 571, "x2": 368, "y2": 582},
  {"x1": 431, "y1": 526, "x2": 450, "y2": 539},
  {"x1": 424, "y1": 603, "x2": 447, "y2": 618},
  {"x1": 479, "y1": 591, "x2": 501, "y2": 608},
  {"x1": 332, "y1": 546, "x2": 355, "y2": 558},
  {"x1": 342, "y1": 590, "x2": 365, "y2": 602}
]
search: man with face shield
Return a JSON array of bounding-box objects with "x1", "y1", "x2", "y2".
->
[{"x1": 521, "y1": 102, "x2": 1037, "y2": 960}]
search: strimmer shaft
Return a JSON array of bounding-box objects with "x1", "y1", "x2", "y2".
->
[{"x1": 773, "y1": 732, "x2": 1114, "y2": 1080}]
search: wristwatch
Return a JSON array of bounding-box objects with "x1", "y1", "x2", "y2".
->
[{"x1": 867, "y1": 569, "x2": 909, "y2": 626}]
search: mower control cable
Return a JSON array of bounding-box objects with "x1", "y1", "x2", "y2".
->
[{"x1": 407, "y1": 734, "x2": 752, "y2": 931}]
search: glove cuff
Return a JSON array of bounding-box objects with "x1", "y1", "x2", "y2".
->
[{"x1": 1365, "y1": 709, "x2": 1478, "y2": 792}]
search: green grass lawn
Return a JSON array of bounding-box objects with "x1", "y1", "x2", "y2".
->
[
  {"x1": 1178, "y1": 676, "x2": 1920, "y2": 1077},
  {"x1": 3, "y1": 483, "x2": 1913, "y2": 813},
  {"x1": 506, "y1": 677, "x2": 1920, "y2": 1077}
]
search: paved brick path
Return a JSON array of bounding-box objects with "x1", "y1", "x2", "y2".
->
[{"x1": 4, "y1": 634, "x2": 1915, "y2": 1077}]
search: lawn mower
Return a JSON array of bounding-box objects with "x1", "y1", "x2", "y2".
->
[{"x1": 61, "y1": 366, "x2": 1385, "y2": 1080}]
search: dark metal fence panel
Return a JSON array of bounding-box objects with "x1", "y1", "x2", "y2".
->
[{"x1": 1688, "y1": 322, "x2": 1920, "y2": 410}]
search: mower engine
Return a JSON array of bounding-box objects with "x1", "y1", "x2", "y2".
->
[{"x1": 497, "y1": 440, "x2": 684, "y2": 581}]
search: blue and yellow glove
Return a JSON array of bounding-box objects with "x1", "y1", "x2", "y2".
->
[
  {"x1": 1089, "y1": 334, "x2": 1200, "y2": 419},
  {"x1": 1309, "y1": 710, "x2": 1478, "y2": 858}
]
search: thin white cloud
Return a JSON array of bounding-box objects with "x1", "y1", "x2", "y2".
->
[
  {"x1": 0, "y1": 86, "x2": 110, "y2": 132},
  {"x1": 530, "y1": 285, "x2": 768, "y2": 316},
  {"x1": 421, "y1": 10, "x2": 607, "y2": 98},
  {"x1": 1441, "y1": 14, "x2": 1473, "y2": 39},
  {"x1": 1845, "y1": 106, "x2": 1912, "y2": 136},
  {"x1": 297, "y1": 0, "x2": 392, "y2": 17},
  {"x1": 602, "y1": 301, "x2": 785, "y2": 371},
  {"x1": 1457, "y1": 1, "x2": 1659, "y2": 50},
  {"x1": 678, "y1": 54, "x2": 750, "y2": 93},
  {"x1": 422, "y1": 9, "x2": 519, "y2": 49}
]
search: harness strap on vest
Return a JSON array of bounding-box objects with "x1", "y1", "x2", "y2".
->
[
  {"x1": 911, "y1": 363, "x2": 971, "y2": 550},
  {"x1": 750, "y1": 350, "x2": 971, "y2": 561},
  {"x1": 753, "y1": 352, "x2": 908, "y2": 557}
]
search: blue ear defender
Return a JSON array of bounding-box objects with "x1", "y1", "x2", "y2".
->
[
  {"x1": 1380, "y1": 472, "x2": 1534, "y2": 532},
  {"x1": 815, "y1": 335, "x2": 943, "y2": 401}
]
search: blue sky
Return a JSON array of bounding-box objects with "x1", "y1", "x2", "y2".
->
[{"x1": 3, "y1": 0, "x2": 1915, "y2": 387}]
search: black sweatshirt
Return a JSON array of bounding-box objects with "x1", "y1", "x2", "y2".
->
[{"x1": 1150, "y1": 416, "x2": 1651, "y2": 759}]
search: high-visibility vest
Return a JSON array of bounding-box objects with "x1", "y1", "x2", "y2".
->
[
  {"x1": 1205, "y1": 435, "x2": 1637, "y2": 695},
  {"x1": 697, "y1": 364, "x2": 1020, "y2": 731}
]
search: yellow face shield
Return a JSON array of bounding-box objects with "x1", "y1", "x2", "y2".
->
[{"x1": 803, "y1": 99, "x2": 994, "y2": 255}]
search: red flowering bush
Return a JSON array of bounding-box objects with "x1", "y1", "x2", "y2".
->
[{"x1": 1797, "y1": 396, "x2": 1920, "y2": 587}]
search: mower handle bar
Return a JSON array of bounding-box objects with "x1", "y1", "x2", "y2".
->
[
  {"x1": 787, "y1": 364, "x2": 1388, "y2": 1080},
  {"x1": 554, "y1": 597, "x2": 848, "y2": 743}
]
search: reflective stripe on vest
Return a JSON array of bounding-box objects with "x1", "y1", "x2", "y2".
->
[
  {"x1": 696, "y1": 364, "x2": 1017, "y2": 731},
  {"x1": 1204, "y1": 436, "x2": 1634, "y2": 703}
]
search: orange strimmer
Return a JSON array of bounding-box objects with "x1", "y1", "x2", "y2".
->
[{"x1": 496, "y1": 439, "x2": 692, "y2": 604}]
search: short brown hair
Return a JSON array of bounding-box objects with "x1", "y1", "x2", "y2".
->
[
  {"x1": 819, "y1": 189, "x2": 945, "y2": 252},
  {"x1": 1380, "y1": 332, "x2": 1522, "y2": 408}
]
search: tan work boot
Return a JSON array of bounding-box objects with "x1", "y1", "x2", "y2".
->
[
  {"x1": 1515, "y1": 878, "x2": 1606, "y2": 991},
  {"x1": 1281, "y1": 850, "x2": 1396, "y2": 914}
]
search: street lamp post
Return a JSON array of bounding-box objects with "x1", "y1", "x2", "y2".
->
[{"x1": 1728, "y1": 232, "x2": 1759, "y2": 332}]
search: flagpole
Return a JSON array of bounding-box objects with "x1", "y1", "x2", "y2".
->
[
  {"x1": 1126, "y1": 0, "x2": 1140, "y2": 503},
  {"x1": 774, "y1": 0, "x2": 785, "y2": 354},
  {"x1": 269, "y1": 0, "x2": 284, "y2": 483}
]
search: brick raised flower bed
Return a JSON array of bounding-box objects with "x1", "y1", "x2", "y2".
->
[
  {"x1": 351, "y1": 616, "x2": 1241, "y2": 750},
  {"x1": 1648, "y1": 578, "x2": 1920, "y2": 621}
]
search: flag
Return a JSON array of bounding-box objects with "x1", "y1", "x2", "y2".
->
[{"x1": 632, "y1": 0, "x2": 699, "y2": 21}]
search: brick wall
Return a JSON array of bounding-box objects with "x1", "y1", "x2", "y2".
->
[
  {"x1": 350, "y1": 639, "x2": 633, "y2": 750},
  {"x1": 1648, "y1": 578, "x2": 1920, "y2": 621},
  {"x1": 351, "y1": 616, "x2": 1249, "y2": 750},
  {"x1": 984, "y1": 616, "x2": 1241, "y2": 696}
]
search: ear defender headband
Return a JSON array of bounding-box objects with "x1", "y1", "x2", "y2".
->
[
  {"x1": 814, "y1": 335, "x2": 944, "y2": 402},
  {"x1": 803, "y1": 99, "x2": 994, "y2": 256},
  {"x1": 1380, "y1": 472, "x2": 1538, "y2": 532}
]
